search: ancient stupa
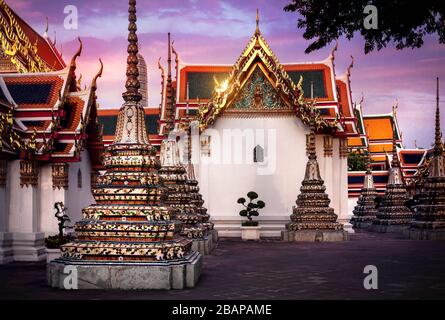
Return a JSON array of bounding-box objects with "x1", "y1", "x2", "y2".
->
[
  {"x1": 409, "y1": 78, "x2": 445, "y2": 240},
  {"x1": 47, "y1": 0, "x2": 201, "y2": 290},
  {"x1": 370, "y1": 128, "x2": 413, "y2": 233},
  {"x1": 350, "y1": 153, "x2": 378, "y2": 229},
  {"x1": 283, "y1": 111, "x2": 348, "y2": 242},
  {"x1": 158, "y1": 138, "x2": 215, "y2": 254}
]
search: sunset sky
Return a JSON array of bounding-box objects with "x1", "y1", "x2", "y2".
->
[{"x1": 8, "y1": 0, "x2": 445, "y2": 148}]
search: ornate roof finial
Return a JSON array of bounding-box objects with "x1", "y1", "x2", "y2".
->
[
  {"x1": 44, "y1": 17, "x2": 49, "y2": 38},
  {"x1": 347, "y1": 55, "x2": 354, "y2": 76},
  {"x1": 171, "y1": 40, "x2": 179, "y2": 82},
  {"x1": 392, "y1": 99, "x2": 398, "y2": 116},
  {"x1": 255, "y1": 8, "x2": 260, "y2": 36},
  {"x1": 330, "y1": 40, "x2": 338, "y2": 61},
  {"x1": 122, "y1": 0, "x2": 142, "y2": 103},
  {"x1": 434, "y1": 77, "x2": 442, "y2": 156},
  {"x1": 70, "y1": 37, "x2": 82, "y2": 69},
  {"x1": 91, "y1": 59, "x2": 103, "y2": 92}
]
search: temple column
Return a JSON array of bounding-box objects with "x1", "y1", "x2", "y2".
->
[
  {"x1": 0, "y1": 160, "x2": 13, "y2": 264},
  {"x1": 323, "y1": 135, "x2": 334, "y2": 206},
  {"x1": 39, "y1": 163, "x2": 69, "y2": 236},
  {"x1": 8, "y1": 160, "x2": 45, "y2": 261},
  {"x1": 338, "y1": 138, "x2": 354, "y2": 233}
]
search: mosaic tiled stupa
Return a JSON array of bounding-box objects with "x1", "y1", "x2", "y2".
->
[
  {"x1": 370, "y1": 130, "x2": 413, "y2": 233},
  {"x1": 47, "y1": 0, "x2": 201, "y2": 290},
  {"x1": 409, "y1": 78, "x2": 445, "y2": 240},
  {"x1": 158, "y1": 139, "x2": 214, "y2": 253},
  {"x1": 283, "y1": 112, "x2": 348, "y2": 242},
  {"x1": 350, "y1": 153, "x2": 378, "y2": 229}
]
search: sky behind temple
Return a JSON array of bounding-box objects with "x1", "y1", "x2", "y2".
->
[{"x1": 9, "y1": 0, "x2": 445, "y2": 148}]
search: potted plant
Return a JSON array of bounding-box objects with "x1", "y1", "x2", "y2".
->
[
  {"x1": 44, "y1": 202, "x2": 73, "y2": 263},
  {"x1": 238, "y1": 191, "x2": 265, "y2": 240}
]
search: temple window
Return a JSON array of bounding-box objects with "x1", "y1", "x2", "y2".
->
[
  {"x1": 254, "y1": 145, "x2": 264, "y2": 163},
  {"x1": 200, "y1": 135, "x2": 211, "y2": 157},
  {"x1": 77, "y1": 168, "x2": 82, "y2": 188}
]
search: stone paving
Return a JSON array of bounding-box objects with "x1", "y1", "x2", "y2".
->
[{"x1": 1, "y1": 230, "x2": 445, "y2": 299}]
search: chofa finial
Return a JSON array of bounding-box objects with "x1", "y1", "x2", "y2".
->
[{"x1": 255, "y1": 9, "x2": 260, "y2": 36}]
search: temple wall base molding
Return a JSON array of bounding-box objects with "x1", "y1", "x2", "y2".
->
[
  {"x1": 0, "y1": 232, "x2": 13, "y2": 264},
  {"x1": 281, "y1": 229, "x2": 349, "y2": 242},
  {"x1": 368, "y1": 223, "x2": 409, "y2": 234},
  {"x1": 12, "y1": 232, "x2": 46, "y2": 262},
  {"x1": 213, "y1": 216, "x2": 288, "y2": 238},
  {"x1": 339, "y1": 219, "x2": 355, "y2": 233},
  {"x1": 47, "y1": 252, "x2": 202, "y2": 290},
  {"x1": 407, "y1": 223, "x2": 445, "y2": 240}
]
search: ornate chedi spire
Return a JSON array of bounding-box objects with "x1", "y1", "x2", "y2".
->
[
  {"x1": 48, "y1": 0, "x2": 201, "y2": 290},
  {"x1": 114, "y1": 0, "x2": 148, "y2": 144},
  {"x1": 350, "y1": 152, "x2": 378, "y2": 228},
  {"x1": 370, "y1": 124, "x2": 413, "y2": 233},
  {"x1": 163, "y1": 32, "x2": 175, "y2": 136},
  {"x1": 158, "y1": 138, "x2": 214, "y2": 254},
  {"x1": 410, "y1": 77, "x2": 445, "y2": 239},
  {"x1": 284, "y1": 109, "x2": 347, "y2": 242}
]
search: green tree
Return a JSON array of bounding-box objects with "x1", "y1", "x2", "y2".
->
[
  {"x1": 284, "y1": 0, "x2": 445, "y2": 54},
  {"x1": 348, "y1": 150, "x2": 368, "y2": 171}
]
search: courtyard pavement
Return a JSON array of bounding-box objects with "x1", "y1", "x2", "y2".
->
[{"x1": 0, "y1": 230, "x2": 444, "y2": 300}]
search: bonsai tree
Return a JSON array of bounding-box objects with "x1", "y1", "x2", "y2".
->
[
  {"x1": 44, "y1": 202, "x2": 74, "y2": 249},
  {"x1": 238, "y1": 191, "x2": 266, "y2": 227}
]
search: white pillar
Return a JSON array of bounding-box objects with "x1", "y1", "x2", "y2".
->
[
  {"x1": 39, "y1": 163, "x2": 68, "y2": 236},
  {"x1": 0, "y1": 160, "x2": 13, "y2": 264},
  {"x1": 8, "y1": 160, "x2": 45, "y2": 261},
  {"x1": 338, "y1": 138, "x2": 354, "y2": 233}
]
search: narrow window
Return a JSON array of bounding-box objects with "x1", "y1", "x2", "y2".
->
[
  {"x1": 77, "y1": 168, "x2": 82, "y2": 188},
  {"x1": 254, "y1": 145, "x2": 264, "y2": 163}
]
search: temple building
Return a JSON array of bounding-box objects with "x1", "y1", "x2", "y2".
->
[
  {"x1": 169, "y1": 13, "x2": 358, "y2": 237},
  {"x1": 0, "y1": 0, "x2": 65, "y2": 73},
  {"x1": 347, "y1": 103, "x2": 427, "y2": 213},
  {"x1": 0, "y1": 0, "x2": 104, "y2": 263}
]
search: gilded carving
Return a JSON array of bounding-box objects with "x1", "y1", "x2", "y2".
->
[
  {"x1": 0, "y1": 159, "x2": 7, "y2": 186},
  {"x1": 52, "y1": 163, "x2": 69, "y2": 189},
  {"x1": 20, "y1": 160, "x2": 38, "y2": 187}
]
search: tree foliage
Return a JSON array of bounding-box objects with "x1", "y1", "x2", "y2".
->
[
  {"x1": 348, "y1": 150, "x2": 367, "y2": 171},
  {"x1": 238, "y1": 191, "x2": 266, "y2": 226},
  {"x1": 284, "y1": 0, "x2": 445, "y2": 54}
]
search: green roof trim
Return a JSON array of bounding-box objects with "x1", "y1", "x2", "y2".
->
[
  {"x1": 287, "y1": 70, "x2": 327, "y2": 98},
  {"x1": 98, "y1": 115, "x2": 117, "y2": 136},
  {"x1": 98, "y1": 114, "x2": 160, "y2": 136},
  {"x1": 187, "y1": 72, "x2": 229, "y2": 99}
]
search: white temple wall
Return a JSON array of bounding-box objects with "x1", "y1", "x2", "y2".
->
[
  {"x1": 348, "y1": 197, "x2": 359, "y2": 216},
  {"x1": 0, "y1": 165, "x2": 9, "y2": 232},
  {"x1": 66, "y1": 150, "x2": 94, "y2": 225},
  {"x1": 199, "y1": 115, "x2": 317, "y2": 237},
  {"x1": 0, "y1": 161, "x2": 12, "y2": 264},
  {"x1": 8, "y1": 160, "x2": 40, "y2": 233},
  {"x1": 8, "y1": 160, "x2": 45, "y2": 261},
  {"x1": 39, "y1": 164, "x2": 68, "y2": 236}
]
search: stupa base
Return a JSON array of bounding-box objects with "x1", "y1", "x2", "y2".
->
[
  {"x1": 351, "y1": 219, "x2": 374, "y2": 229},
  {"x1": 407, "y1": 222, "x2": 445, "y2": 240},
  {"x1": 192, "y1": 230, "x2": 218, "y2": 255},
  {"x1": 47, "y1": 251, "x2": 202, "y2": 290},
  {"x1": 368, "y1": 222, "x2": 410, "y2": 233},
  {"x1": 282, "y1": 229, "x2": 349, "y2": 242}
]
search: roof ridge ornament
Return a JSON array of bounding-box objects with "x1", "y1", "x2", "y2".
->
[
  {"x1": 255, "y1": 8, "x2": 260, "y2": 36},
  {"x1": 69, "y1": 37, "x2": 82, "y2": 69}
]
